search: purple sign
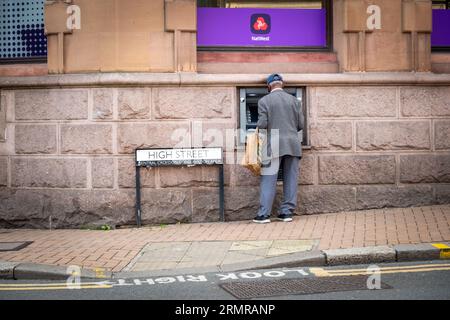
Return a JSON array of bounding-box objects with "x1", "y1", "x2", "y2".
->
[
  {"x1": 197, "y1": 8, "x2": 327, "y2": 47},
  {"x1": 432, "y1": 10, "x2": 450, "y2": 47}
]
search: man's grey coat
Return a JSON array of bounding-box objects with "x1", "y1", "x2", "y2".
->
[{"x1": 257, "y1": 89, "x2": 304, "y2": 159}]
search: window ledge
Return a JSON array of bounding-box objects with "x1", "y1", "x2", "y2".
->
[
  {"x1": 2, "y1": 72, "x2": 450, "y2": 88},
  {"x1": 0, "y1": 63, "x2": 48, "y2": 77}
]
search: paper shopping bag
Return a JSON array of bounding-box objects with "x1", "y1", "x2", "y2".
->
[{"x1": 241, "y1": 128, "x2": 261, "y2": 176}]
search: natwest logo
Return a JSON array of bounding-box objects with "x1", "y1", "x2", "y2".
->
[
  {"x1": 251, "y1": 14, "x2": 271, "y2": 34},
  {"x1": 254, "y1": 17, "x2": 268, "y2": 31}
]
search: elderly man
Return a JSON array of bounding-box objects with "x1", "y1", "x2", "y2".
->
[{"x1": 253, "y1": 74, "x2": 304, "y2": 224}]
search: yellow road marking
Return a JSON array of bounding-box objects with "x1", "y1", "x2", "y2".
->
[
  {"x1": 0, "y1": 282, "x2": 109, "y2": 287},
  {"x1": 432, "y1": 243, "x2": 450, "y2": 259},
  {"x1": 311, "y1": 267, "x2": 450, "y2": 277},
  {"x1": 0, "y1": 285, "x2": 111, "y2": 291},
  {"x1": 309, "y1": 268, "x2": 331, "y2": 277},
  {"x1": 319, "y1": 263, "x2": 450, "y2": 273},
  {"x1": 310, "y1": 263, "x2": 450, "y2": 277},
  {"x1": 316, "y1": 263, "x2": 450, "y2": 272}
]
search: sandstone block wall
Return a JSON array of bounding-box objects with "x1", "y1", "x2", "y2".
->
[
  {"x1": 45, "y1": 0, "x2": 196, "y2": 73},
  {"x1": 0, "y1": 79, "x2": 449, "y2": 228},
  {"x1": 305, "y1": 85, "x2": 450, "y2": 215},
  {"x1": 0, "y1": 85, "x2": 236, "y2": 228},
  {"x1": 333, "y1": 0, "x2": 432, "y2": 72}
]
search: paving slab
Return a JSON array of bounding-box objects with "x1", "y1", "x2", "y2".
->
[
  {"x1": 221, "y1": 250, "x2": 267, "y2": 265},
  {"x1": 268, "y1": 240, "x2": 316, "y2": 256},
  {"x1": 131, "y1": 262, "x2": 179, "y2": 272},
  {"x1": 229, "y1": 241, "x2": 273, "y2": 251},
  {"x1": 127, "y1": 239, "x2": 319, "y2": 272},
  {"x1": 0, "y1": 241, "x2": 33, "y2": 252},
  {"x1": 136, "y1": 242, "x2": 190, "y2": 262}
]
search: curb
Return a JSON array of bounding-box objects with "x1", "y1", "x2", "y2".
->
[
  {"x1": 323, "y1": 246, "x2": 396, "y2": 266},
  {"x1": 0, "y1": 261, "x2": 18, "y2": 280},
  {"x1": 321, "y1": 243, "x2": 449, "y2": 266},
  {"x1": 1, "y1": 242, "x2": 448, "y2": 280}
]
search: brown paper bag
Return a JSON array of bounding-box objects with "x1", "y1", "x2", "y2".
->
[{"x1": 241, "y1": 128, "x2": 261, "y2": 176}]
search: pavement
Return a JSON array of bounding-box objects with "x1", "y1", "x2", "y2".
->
[{"x1": 0, "y1": 204, "x2": 449, "y2": 280}]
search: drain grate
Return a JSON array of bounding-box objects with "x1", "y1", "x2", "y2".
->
[
  {"x1": 0, "y1": 241, "x2": 33, "y2": 252},
  {"x1": 220, "y1": 276, "x2": 392, "y2": 299}
]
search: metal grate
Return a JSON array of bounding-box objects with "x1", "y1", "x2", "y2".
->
[
  {"x1": 220, "y1": 276, "x2": 392, "y2": 299},
  {"x1": 0, "y1": 241, "x2": 33, "y2": 251},
  {"x1": 0, "y1": 0, "x2": 47, "y2": 60}
]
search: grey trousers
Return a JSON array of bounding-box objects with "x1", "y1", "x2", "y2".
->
[{"x1": 256, "y1": 155, "x2": 300, "y2": 217}]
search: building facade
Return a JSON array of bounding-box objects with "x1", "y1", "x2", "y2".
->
[{"x1": 0, "y1": 0, "x2": 449, "y2": 228}]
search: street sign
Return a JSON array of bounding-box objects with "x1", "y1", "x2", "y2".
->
[
  {"x1": 134, "y1": 148, "x2": 225, "y2": 227},
  {"x1": 136, "y1": 147, "x2": 223, "y2": 167}
]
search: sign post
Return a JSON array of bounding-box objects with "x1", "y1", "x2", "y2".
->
[{"x1": 134, "y1": 147, "x2": 224, "y2": 227}]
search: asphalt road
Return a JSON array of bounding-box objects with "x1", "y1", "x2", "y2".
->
[{"x1": 0, "y1": 260, "x2": 449, "y2": 301}]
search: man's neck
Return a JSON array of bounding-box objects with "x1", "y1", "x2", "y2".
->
[{"x1": 271, "y1": 87, "x2": 283, "y2": 93}]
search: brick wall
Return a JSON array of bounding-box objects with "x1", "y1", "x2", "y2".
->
[{"x1": 0, "y1": 74, "x2": 449, "y2": 228}]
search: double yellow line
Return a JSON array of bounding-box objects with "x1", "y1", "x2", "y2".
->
[
  {"x1": 310, "y1": 243, "x2": 450, "y2": 277},
  {"x1": 310, "y1": 263, "x2": 450, "y2": 277},
  {"x1": 0, "y1": 282, "x2": 112, "y2": 291}
]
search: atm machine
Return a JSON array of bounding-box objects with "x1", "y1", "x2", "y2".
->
[{"x1": 239, "y1": 87, "x2": 306, "y2": 180}]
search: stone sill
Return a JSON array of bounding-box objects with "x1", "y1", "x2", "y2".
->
[
  {"x1": 1, "y1": 72, "x2": 450, "y2": 88},
  {"x1": 197, "y1": 52, "x2": 338, "y2": 64}
]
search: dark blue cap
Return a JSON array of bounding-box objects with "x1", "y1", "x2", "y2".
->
[{"x1": 266, "y1": 73, "x2": 283, "y2": 85}]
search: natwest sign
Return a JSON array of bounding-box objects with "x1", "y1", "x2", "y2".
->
[{"x1": 197, "y1": 8, "x2": 326, "y2": 47}]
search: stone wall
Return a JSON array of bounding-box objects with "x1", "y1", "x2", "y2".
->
[
  {"x1": 0, "y1": 84, "x2": 236, "y2": 228},
  {"x1": 432, "y1": 53, "x2": 450, "y2": 74},
  {"x1": 45, "y1": 0, "x2": 196, "y2": 73},
  {"x1": 0, "y1": 73, "x2": 449, "y2": 228},
  {"x1": 333, "y1": 0, "x2": 432, "y2": 72},
  {"x1": 306, "y1": 85, "x2": 450, "y2": 214}
]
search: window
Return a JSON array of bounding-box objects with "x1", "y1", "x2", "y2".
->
[
  {"x1": 432, "y1": 0, "x2": 450, "y2": 51},
  {"x1": 0, "y1": 0, "x2": 47, "y2": 63},
  {"x1": 197, "y1": 0, "x2": 332, "y2": 51},
  {"x1": 432, "y1": 0, "x2": 449, "y2": 9}
]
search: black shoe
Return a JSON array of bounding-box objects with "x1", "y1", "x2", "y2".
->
[
  {"x1": 276, "y1": 213, "x2": 293, "y2": 222},
  {"x1": 253, "y1": 216, "x2": 271, "y2": 224}
]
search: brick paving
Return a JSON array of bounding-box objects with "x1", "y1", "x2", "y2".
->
[{"x1": 0, "y1": 205, "x2": 449, "y2": 272}]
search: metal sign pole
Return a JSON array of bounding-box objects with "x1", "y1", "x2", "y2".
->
[
  {"x1": 219, "y1": 163, "x2": 225, "y2": 222},
  {"x1": 135, "y1": 165, "x2": 142, "y2": 228}
]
